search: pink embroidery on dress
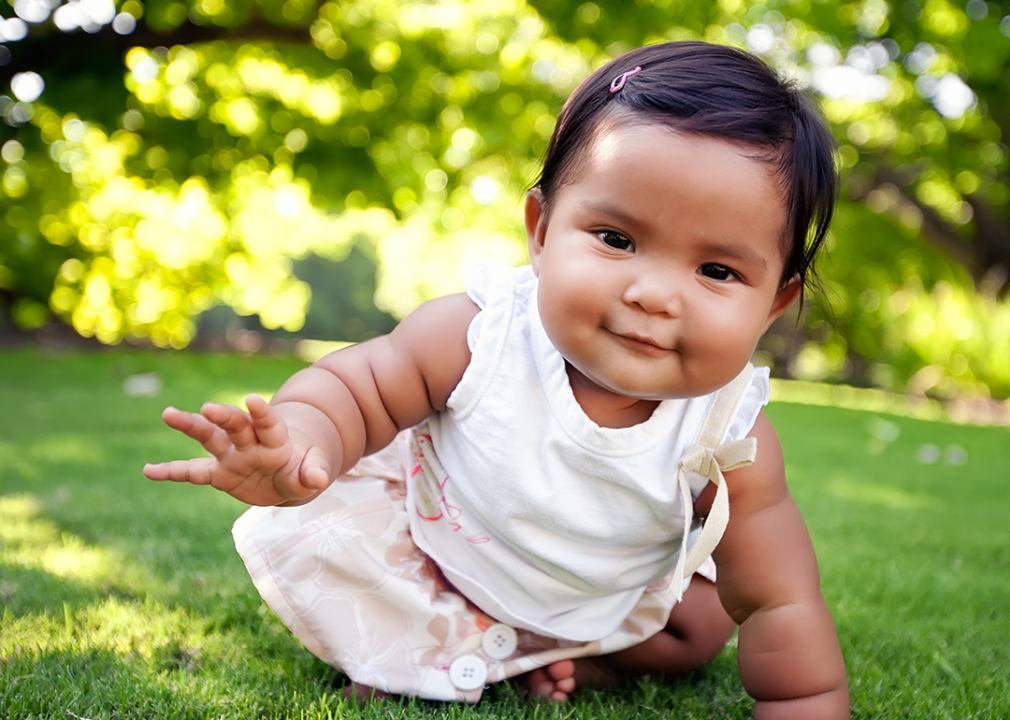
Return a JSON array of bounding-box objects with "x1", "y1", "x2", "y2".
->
[{"x1": 411, "y1": 430, "x2": 490, "y2": 544}]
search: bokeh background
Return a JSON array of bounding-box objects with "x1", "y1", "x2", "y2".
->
[{"x1": 1, "y1": 0, "x2": 1009, "y2": 413}]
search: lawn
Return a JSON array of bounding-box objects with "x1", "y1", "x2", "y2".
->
[{"x1": 1, "y1": 345, "x2": 1007, "y2": 719}]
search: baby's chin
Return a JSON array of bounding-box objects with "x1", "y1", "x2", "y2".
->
[
  {"x1": 655, "y1": 362, "x2": 759, "y2": 400},
  {"x1": 591, "y1": 367, "x2": 735, "y2": 402}
]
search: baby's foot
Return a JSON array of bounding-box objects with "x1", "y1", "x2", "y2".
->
[
  {"x1": 526, "y1": 657, "x2": 621, "y2": 701},
  {"x1": 341, "y1": 682, "x2": 388, "y2": 703},
  {"x1": 526, "y1": 659, "x2": 578, "y2": 702}
]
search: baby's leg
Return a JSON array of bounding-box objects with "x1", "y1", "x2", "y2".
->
[
  {"x1": 606, "y1": 576, "x2": 735, "y2": 675},
  {"x1": 527, "y1": 576, "x2": 734, "y2": 701}
]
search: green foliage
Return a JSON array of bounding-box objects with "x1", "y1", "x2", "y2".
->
[
  {"x1": 1, "y1": 0, "x2": 1009, "y2": 396},
  {"x1": 2, "y1": 347, "x2": 1009, "y2": 717},
  {"x1": 804, "y1": 201, "x2": 1010, "y2": 398}
]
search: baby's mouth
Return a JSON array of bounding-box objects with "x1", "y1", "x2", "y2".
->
[{"x1": 614, "y1": 331, "x2": 672, "y2": 354}]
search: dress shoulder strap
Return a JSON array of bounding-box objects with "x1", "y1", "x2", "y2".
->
[
  {"x1": 696, "y1": 363, "x2": 756, "y2": 449},
  {"x1": 667, "y1": 364, "x2": 759, "y2": 600}
]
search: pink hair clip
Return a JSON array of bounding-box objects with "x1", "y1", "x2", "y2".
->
[{"x1": 609, "y1": 66, "x2": 642, "y2": 93}]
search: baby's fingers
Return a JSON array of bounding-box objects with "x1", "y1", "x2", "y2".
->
[
  {"x1": 160, "y1": 406, "x2": 233, "y2": 458},
  {"x1": 201, "y1": 401, "x2": 257, "y2": 450},
  {"x1": 143, "y1": 457, "x2": 219, "y2": 485},
  {"x1": 245, "y1": 394, "x2": 291, "y2": 450}
]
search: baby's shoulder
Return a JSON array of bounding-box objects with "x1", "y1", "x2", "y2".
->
[{"x1": 723, "y1": 410, "x2": 789, "y2": 509}]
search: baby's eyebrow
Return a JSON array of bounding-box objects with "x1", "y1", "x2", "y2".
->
[
  {"x1": 702, "y1": 243, "x2": 768, "y2": 271},
  {"x1": 577, "y1": 200, "x2": 645, "y2": 231}
]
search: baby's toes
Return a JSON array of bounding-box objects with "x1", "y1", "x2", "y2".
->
[
  {"x1": 546, "y1": 659, "x2": 577, "y2": 700},
  {"x1": 554, "y1": 676, "x2": 576, "y2": 695},
  {"x1": 547, "y1": 659, "x2": 576, "y2": 682},
  {"x1": 525, "y1": 667, "x2": 553, "y2": 698}
]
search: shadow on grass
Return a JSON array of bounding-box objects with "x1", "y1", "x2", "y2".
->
[
  {"x1": 0, "y1": 560, "x2": 138, "y2": 617},
  {"x1": 0, "y1": 645, "x2": 352, "y2": 720}
]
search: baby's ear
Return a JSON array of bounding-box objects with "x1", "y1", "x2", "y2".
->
[
  {"x1": 525, "y1": 189, "x2": 547, "y2": 275},
  {"x1": 763, "y1": 275, "x2": 802, "y2": 332}
]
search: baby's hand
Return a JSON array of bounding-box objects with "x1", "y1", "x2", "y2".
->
[{"x1": 143, "y1": 394, "x2": 331, "y2": 506}]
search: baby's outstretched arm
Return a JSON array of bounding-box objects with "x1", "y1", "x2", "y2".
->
[
  {"x1": 144, "y1": 294, "x2": 478, "y2": 506},
  {"x1": 712, "y1": 411, "x2": 849, "y2": 719}
]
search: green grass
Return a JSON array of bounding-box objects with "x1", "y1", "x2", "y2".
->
[{"x1": 1, "y1": 346, "x2": 1008, "y2": 719}]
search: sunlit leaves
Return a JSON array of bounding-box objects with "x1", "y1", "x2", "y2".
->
[
  {"x1": 4, "y1": 0, "x2": 579, "y2": 350},
  {"x1": 1, "y1": 139, "x2": 29, "y2": 198},
  {"x1": 920, "y1": 0, "x2": 970, "y2": 40},
  {"x1": 13, "y1": 104, "x2": 362, "y2": 346},
  {"x1": 807, "y1": 202, "x2": 1010, "y2": 398}
]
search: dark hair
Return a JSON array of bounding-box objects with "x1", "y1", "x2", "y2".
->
[{"x1": 534, "y1": 41, "x2": 837, "y2": 292}]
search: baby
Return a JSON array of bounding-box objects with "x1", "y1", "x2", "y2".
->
[{"x1": 146, "y1": 41, "x2": 849, "y2": 718}]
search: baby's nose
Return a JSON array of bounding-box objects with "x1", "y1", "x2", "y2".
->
[{"x1": 622, "y1": 276, "x2": 682, "y2": 316}]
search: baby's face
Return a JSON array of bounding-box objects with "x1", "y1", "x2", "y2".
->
[{"x1": 526, "y1": 123, "x2": 799, "y2": 402}]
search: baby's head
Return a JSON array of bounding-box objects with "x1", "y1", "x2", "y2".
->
[
  {"x1": 524, "y1": 42, "x2": 839, "y2": 404},
  {"x1": 534, "y1": 41, "x2": 836, "y2": 294}
]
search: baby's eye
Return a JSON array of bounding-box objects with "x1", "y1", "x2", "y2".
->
[
  {"x1": 699, "y1": 263, "x2": 739, "y2": 282},
  {"x1": 598, "y1": 230, "x2": 633, "y2": 251}
]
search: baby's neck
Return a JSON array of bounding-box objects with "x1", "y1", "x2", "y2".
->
[{"x1": 565, "y1": 364, "x2": 661, "y2": 429}]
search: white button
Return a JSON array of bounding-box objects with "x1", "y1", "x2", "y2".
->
[
  {"x1": 448, "y1": 654, "x2": 488, "y2": 691},
  {"x1": 481, "y1": 623, "x2": 519, "y2": 660}
]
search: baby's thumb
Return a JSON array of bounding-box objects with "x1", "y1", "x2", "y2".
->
[{"x1": 300, "y1": 450, "x2": 332, "y2": 491}]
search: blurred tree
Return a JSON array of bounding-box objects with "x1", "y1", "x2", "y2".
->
[
  {"x1": 0, "y1": 0, "x2": 1008, "y2": 398},
  {"x1": 0, "y1": 0, "x2": 550, "y2": 347}
]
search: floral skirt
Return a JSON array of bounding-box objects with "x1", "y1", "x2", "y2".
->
[{"x1": 233, "y1": 429, "x2": 716, "y2": 702}]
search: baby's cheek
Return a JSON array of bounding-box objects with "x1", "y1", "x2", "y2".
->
[
  {"x1": 686, "y1": 315, "x2": 758, "y2": 369},
  {"x1": 716, "y1": 305, "x2": 765, "y2": 342}
]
